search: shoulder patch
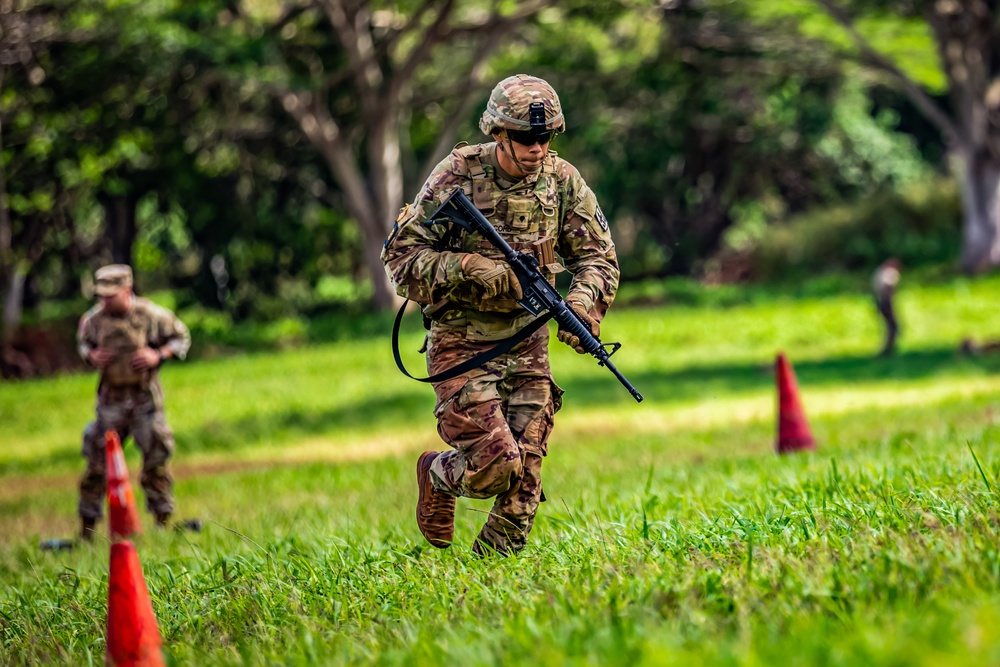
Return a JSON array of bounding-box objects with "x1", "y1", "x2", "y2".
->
[{"x1": 595, "y1": 205, "x2": 609, "y2": 232}]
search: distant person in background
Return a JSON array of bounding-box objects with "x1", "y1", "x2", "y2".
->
[
  {"x1": 960, "y1": 337, "x2": 1000, "y2": 356},
  {"x1": 76, "y1": 264, "x2": 191, "y2": 541},
  {"x1": 872, "y1": 258, "x2": 901, "y2": 357}
]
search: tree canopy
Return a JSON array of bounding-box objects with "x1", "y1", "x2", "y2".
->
[{"x1": 0, "y1": 0, "x2": 968, "y2": 342}]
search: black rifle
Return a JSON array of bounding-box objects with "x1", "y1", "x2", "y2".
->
[{"x1": 426, "y1": 189, "x2": 643, "y2": 403}]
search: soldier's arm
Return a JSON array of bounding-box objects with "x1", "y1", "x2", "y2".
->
[
  {"x1": 381, "y1": 153, "x2": 471, "y2": 305},
  {"x1": 150, "y1": 306, "x2": 192, "y2": 361},
  {"x1": 77, "y1": 309, "x2": 100, "y2": 366},
  {"x1": 554, "y1": 162, "x2": 620, "y2": 324}
]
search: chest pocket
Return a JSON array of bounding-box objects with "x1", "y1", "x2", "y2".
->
[
  {"x1": 100, "y1": 317, "x2": 149, "y2": 386},
  {"x1": 534, "y1": 183, "x2": 559, "y2": 239},
  {"x1": 506, "y1": 196, "x2": 536, "y2": 236}
]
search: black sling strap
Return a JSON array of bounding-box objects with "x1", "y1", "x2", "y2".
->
[{"x1": 391, "y1": 299, "x2": 553, "y2": 383}]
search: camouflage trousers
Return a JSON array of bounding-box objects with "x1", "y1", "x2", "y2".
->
[
  {"x1": 427, "y1": 324, "x2": 563, "y2": 555},
  {"x1": 79, "y1": 383, "x2": 175, "y2": 520}
]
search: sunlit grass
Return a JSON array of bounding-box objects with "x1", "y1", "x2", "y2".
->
[{"x1": 2, "y1": 273, "x2": 1000, "y2": 664}]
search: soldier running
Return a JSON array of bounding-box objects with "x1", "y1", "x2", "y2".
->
[{"x1": 382, "y1": 74, "x2": 620, "y2": 556}]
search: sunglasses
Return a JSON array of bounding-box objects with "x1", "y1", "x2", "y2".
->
[{"x1": 506, "y1": 129, "x2": 555, "y2": 146}]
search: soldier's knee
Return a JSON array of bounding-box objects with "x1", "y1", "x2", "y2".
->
[
  {"x1": 138, "y1": 419, "x2": 175, "y2": 466},
  {"x1": 468, "y1": 441, "x2": 523, "y2": 497},
  {"x1": 81, "y1": 422, "x2": 102, "y2": 458},
  {"x1": 495, "y1": 446, "x2": 523, "y2": 482},
  {"x1": 143, "y1": 442, "x2": 173, "y2": 468}
]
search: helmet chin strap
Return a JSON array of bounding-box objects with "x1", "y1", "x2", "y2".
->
[{"x1": 497, "y1": 130, "x2": 534, "y2": 177}]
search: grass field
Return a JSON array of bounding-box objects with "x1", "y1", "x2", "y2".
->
[{"x1": 2, "y1": 273, "x2": 1000, "y2": 665}]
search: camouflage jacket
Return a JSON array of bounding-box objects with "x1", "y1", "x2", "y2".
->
[
  {"x1": 77, "y1": 296, "x2": 191, "y2": 390},
  {"x1": 382, "y1": 142, "x2": 619, "y2": 341}
]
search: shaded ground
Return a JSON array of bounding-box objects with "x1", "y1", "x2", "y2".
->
[{"x1": 1, "y1": 321, "x2": 83, "y2": 380}]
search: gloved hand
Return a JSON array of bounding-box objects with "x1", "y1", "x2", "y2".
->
[
  {"x1": 461, "y1": 254, "x2": 523, "y2": 300},
  {"x1": 558, "y1": 299, "x2": 599, "y2": 354}
]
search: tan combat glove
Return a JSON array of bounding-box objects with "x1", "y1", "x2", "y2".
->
[
  {"x1": 461, "y1": 254, "x2": 523, "y2": 300},
  {"x1": 558, "y1": 299, "x2": 599, "y2": 354}
]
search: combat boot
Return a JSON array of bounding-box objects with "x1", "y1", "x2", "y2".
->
[
  {"x1": 155, "y1": 512, "x2": 171, "y2": 529},
  {"x1": 416, "y1": 451, "x2": 456, "y2": 548},
  {"x1": 472, "y1": 534, "x2": 511, "y2": 559},
  {"x1": 80, "y1": 517, "x2": 97, "y2": 542}
]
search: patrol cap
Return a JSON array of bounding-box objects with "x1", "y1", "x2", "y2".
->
[{"x1": 94, "y1": 264, "x2": 133, "y2": 297}]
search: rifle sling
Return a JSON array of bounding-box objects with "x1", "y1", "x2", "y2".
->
[{"x1": 392, "y1": 299, "x2": 553, "y2": 383}]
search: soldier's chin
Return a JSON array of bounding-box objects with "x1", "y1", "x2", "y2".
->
[{"x1": 520, "y1": 161, "x2": 542, "y2": 173}]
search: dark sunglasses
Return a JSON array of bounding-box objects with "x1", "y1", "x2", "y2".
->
[{"x1": 506, "y1": 129, "x2": 555, "y2": 146}]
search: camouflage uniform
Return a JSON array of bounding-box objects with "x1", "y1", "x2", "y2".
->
[
  {"x1": 382, "y1": 74, "x2": 619, "y2": 554},
  {"x1": 77, "y1": 266, "x2": 191, "y2": 522},
  {"x1": 872, "y1": 259, "x2": 901, "y2": 357}
]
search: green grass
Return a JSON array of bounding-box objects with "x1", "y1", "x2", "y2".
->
[{"x1": 2, "y1": 273, "x2": 1000, "y2": 665}]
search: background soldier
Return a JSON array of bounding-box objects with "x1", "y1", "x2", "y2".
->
[
  {"x1": 872, "y1": 258, "x2": 901, "y2": 357},
  {"x1": 382, "y1": 74, "x2": 620, "y2": 556},
  {"x1": 76, "y1": 264, "x2": 191, "y2": 541}
]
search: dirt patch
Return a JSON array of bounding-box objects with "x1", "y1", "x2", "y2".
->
[{"x1": 0, "y1": 430, "x2": 441, "y2": 507}]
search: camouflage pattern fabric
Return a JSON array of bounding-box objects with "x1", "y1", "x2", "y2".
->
[
  {"x1": 478, "y1": 73, "x2": 566, "y2": 135},
  {"x1": 76, "y1": 296, "x2": 190, "y2": 520},
  {"x1": 382, "y1": 139, "x2": 618, "y2": 554},
  {"x1": 476, "y1": 452, "x2": 544, "y2": 556},
  {"x1": 382, "y1": 142, "x2": 618, "y2": 339},
  {"x1": 427, "y1": 326, "x2": 560, "y2": 554},
  {"x1": 79, "y1": 386, "x2": 175, "y2": 520},
  {"x1": 78, "y1": 296, "x2": 191, "y2": 386}
]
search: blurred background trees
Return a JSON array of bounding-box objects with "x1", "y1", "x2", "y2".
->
[{"x1": 0, "y1": 0, "x2": 985, "y2": 367}]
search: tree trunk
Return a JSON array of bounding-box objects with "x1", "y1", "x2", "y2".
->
[
  {"x1": 362, "y1": 110, "x2": 406, "y2": 309},
  {"x1": 0, "y1": 104, "x2": 18, "y2": 343},
  {"x1": 958, "y1": 147, "x2": 1000, "y2": 273},
  {"x1": 101, "y1": 194, "x2": 138, "y2": 267},
  {"x1": 2, "y1": 262, "x2": 26, "y2": 341}
]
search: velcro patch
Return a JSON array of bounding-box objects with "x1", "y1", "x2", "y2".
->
[{"x1": 595, "y1": 205, "x2": 609, "y2": 232}]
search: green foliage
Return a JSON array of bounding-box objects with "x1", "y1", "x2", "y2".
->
[
  {"x1": 753, "y1": 177, "x2": 961, "y2": 279},
  {"x1": 1, "y1": 0, "x2": 960, "y2": 329},
  {"x1": 482, "y1": 1, "x2": 944, "y2": 279},
  {"x1": 742, "y1": 0, "x2": 947, "y2": 92}
]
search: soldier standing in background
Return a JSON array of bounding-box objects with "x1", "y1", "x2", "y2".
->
[
  {"x1": 382, "y1": 74, "x2": 620, "y2": 556},
  {"x1": 76, "y1": 265, "x2": 191, "y2": 541},
  {"x1": 872, "y1": 258, "x2": 901, "y2": 357}
]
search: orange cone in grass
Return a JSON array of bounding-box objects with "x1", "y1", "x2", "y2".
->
[
  {"x1": 106, "y1": 430, "x2": 142, "y2": 539},
  {"x1": 106, "y1": 541, "x2": 165, "y2": 666},
  {"x1": 775, "y1": 353, "x2": 816, "y2": 454}
]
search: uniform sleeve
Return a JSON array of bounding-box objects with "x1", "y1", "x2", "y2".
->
[
  {"x1": 554, "y1": 162, "x2": 620, "y2": 323},
  {"x1": 150, "y1": 306, "x2": 192, "y2": 360},
  {"x1": 380, "y1": 152, "x2": 471, "y2": 306},
  {"x1": 76, "y1": 309, "x2": 99, "y2": 365}
]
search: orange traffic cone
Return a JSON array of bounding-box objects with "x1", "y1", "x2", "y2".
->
[
  {"x1": 106, "y1": 430, "x2": 142, "y2": 539},
  {"x1": 775, "y1": 353, "x2": 816, "y2": 454},
  {"x1": 106, "y1": 541, "x2": 165, "y2": 666}
]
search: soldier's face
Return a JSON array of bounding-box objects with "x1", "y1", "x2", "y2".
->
[
  {"x1": 497, "y1": 130, "x2": 550, "y2": 176},
  {"x1": 100, "y1": 288, "x2": 133, "y2": 315}
]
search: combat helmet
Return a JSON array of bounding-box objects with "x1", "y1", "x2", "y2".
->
[{"x1": 479, "y1": 74, "x2": 566, "y2": 136}]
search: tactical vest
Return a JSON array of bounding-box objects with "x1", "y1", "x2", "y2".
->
[
  {"x1": 435, "y1": 143, "x2": 567, "y2": 339},
  {"x1": 96, "y1": 309, "x2": 151, "y2": 387}
]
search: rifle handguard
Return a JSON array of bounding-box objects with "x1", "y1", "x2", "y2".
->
[{"x1": 424, "y1": 189, "x2": 643, "y2": 403}]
